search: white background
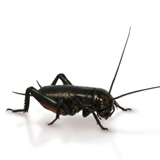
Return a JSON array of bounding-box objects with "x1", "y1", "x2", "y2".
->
[{"x1": 0, "y1": 1, "x2": 160, "y2": 160}]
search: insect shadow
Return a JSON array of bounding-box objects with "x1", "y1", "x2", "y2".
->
[
  {"x1": 6, "y1": 27, "x2": 160, "y2": 131},
  {"x1": 9, "y1": 111, "x2": 116, "y2": 146}
]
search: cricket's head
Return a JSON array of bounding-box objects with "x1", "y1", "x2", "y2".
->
[{"x1": 93, "y1": 89, "x2": 115, "y2": 119}]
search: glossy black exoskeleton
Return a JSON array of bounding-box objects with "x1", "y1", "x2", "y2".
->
[{"x1": 6, "y1": 27, "x2": 160, "y2": 130}]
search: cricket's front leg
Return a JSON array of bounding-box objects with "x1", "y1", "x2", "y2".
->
[
  {"x1": 92, "y1": 111, "x2": 108, "y2": 131},
  {"x1": 114, "y1": 101, "x2": 132, "y2": 111}
]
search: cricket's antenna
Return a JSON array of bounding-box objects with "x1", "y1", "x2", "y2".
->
[
  {"x1": 109, "y1": 27, "x2": 131, "y2": 94},
  {"x1": 114, "y1": 85, "x2": 160, "y2": 100}
]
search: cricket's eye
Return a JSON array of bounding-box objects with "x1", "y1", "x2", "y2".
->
[{"x1": 96, "y1": 96, "x2": 107, "y2": 104}]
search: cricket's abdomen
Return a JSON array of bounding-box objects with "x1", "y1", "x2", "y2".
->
[
  {"x1": 39, "y1": 85, "x2": 94, "y2": 106},
  {"x1": 38, "y1": 85, "x2": 95, "y2": 116},
  {"x1": 39, "y1": 101, "x2": 65, "y2": 115}
]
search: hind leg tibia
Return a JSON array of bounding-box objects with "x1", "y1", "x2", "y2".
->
[{"x1": 51, "y1": 73, "x2": 72, "y2": 85}]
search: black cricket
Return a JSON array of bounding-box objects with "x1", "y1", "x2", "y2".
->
[{"x1": 7, "y1": 27, "x2": 160, "y2": 130}]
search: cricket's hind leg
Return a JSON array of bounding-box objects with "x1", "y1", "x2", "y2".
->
[
  {"x1": 51, "y1": 73, "x2": 72, "y2": 85},
  {"x1": 7, "y1": 87, "x2": 65, "y2": 125},
  {"x1": 6, "y1": 87, "x2": 58, "y2": 113}
]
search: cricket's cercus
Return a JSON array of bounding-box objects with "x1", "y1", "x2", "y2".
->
[{"x1": 6, "y1": 27, "x2": 160, "y2": 130}]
